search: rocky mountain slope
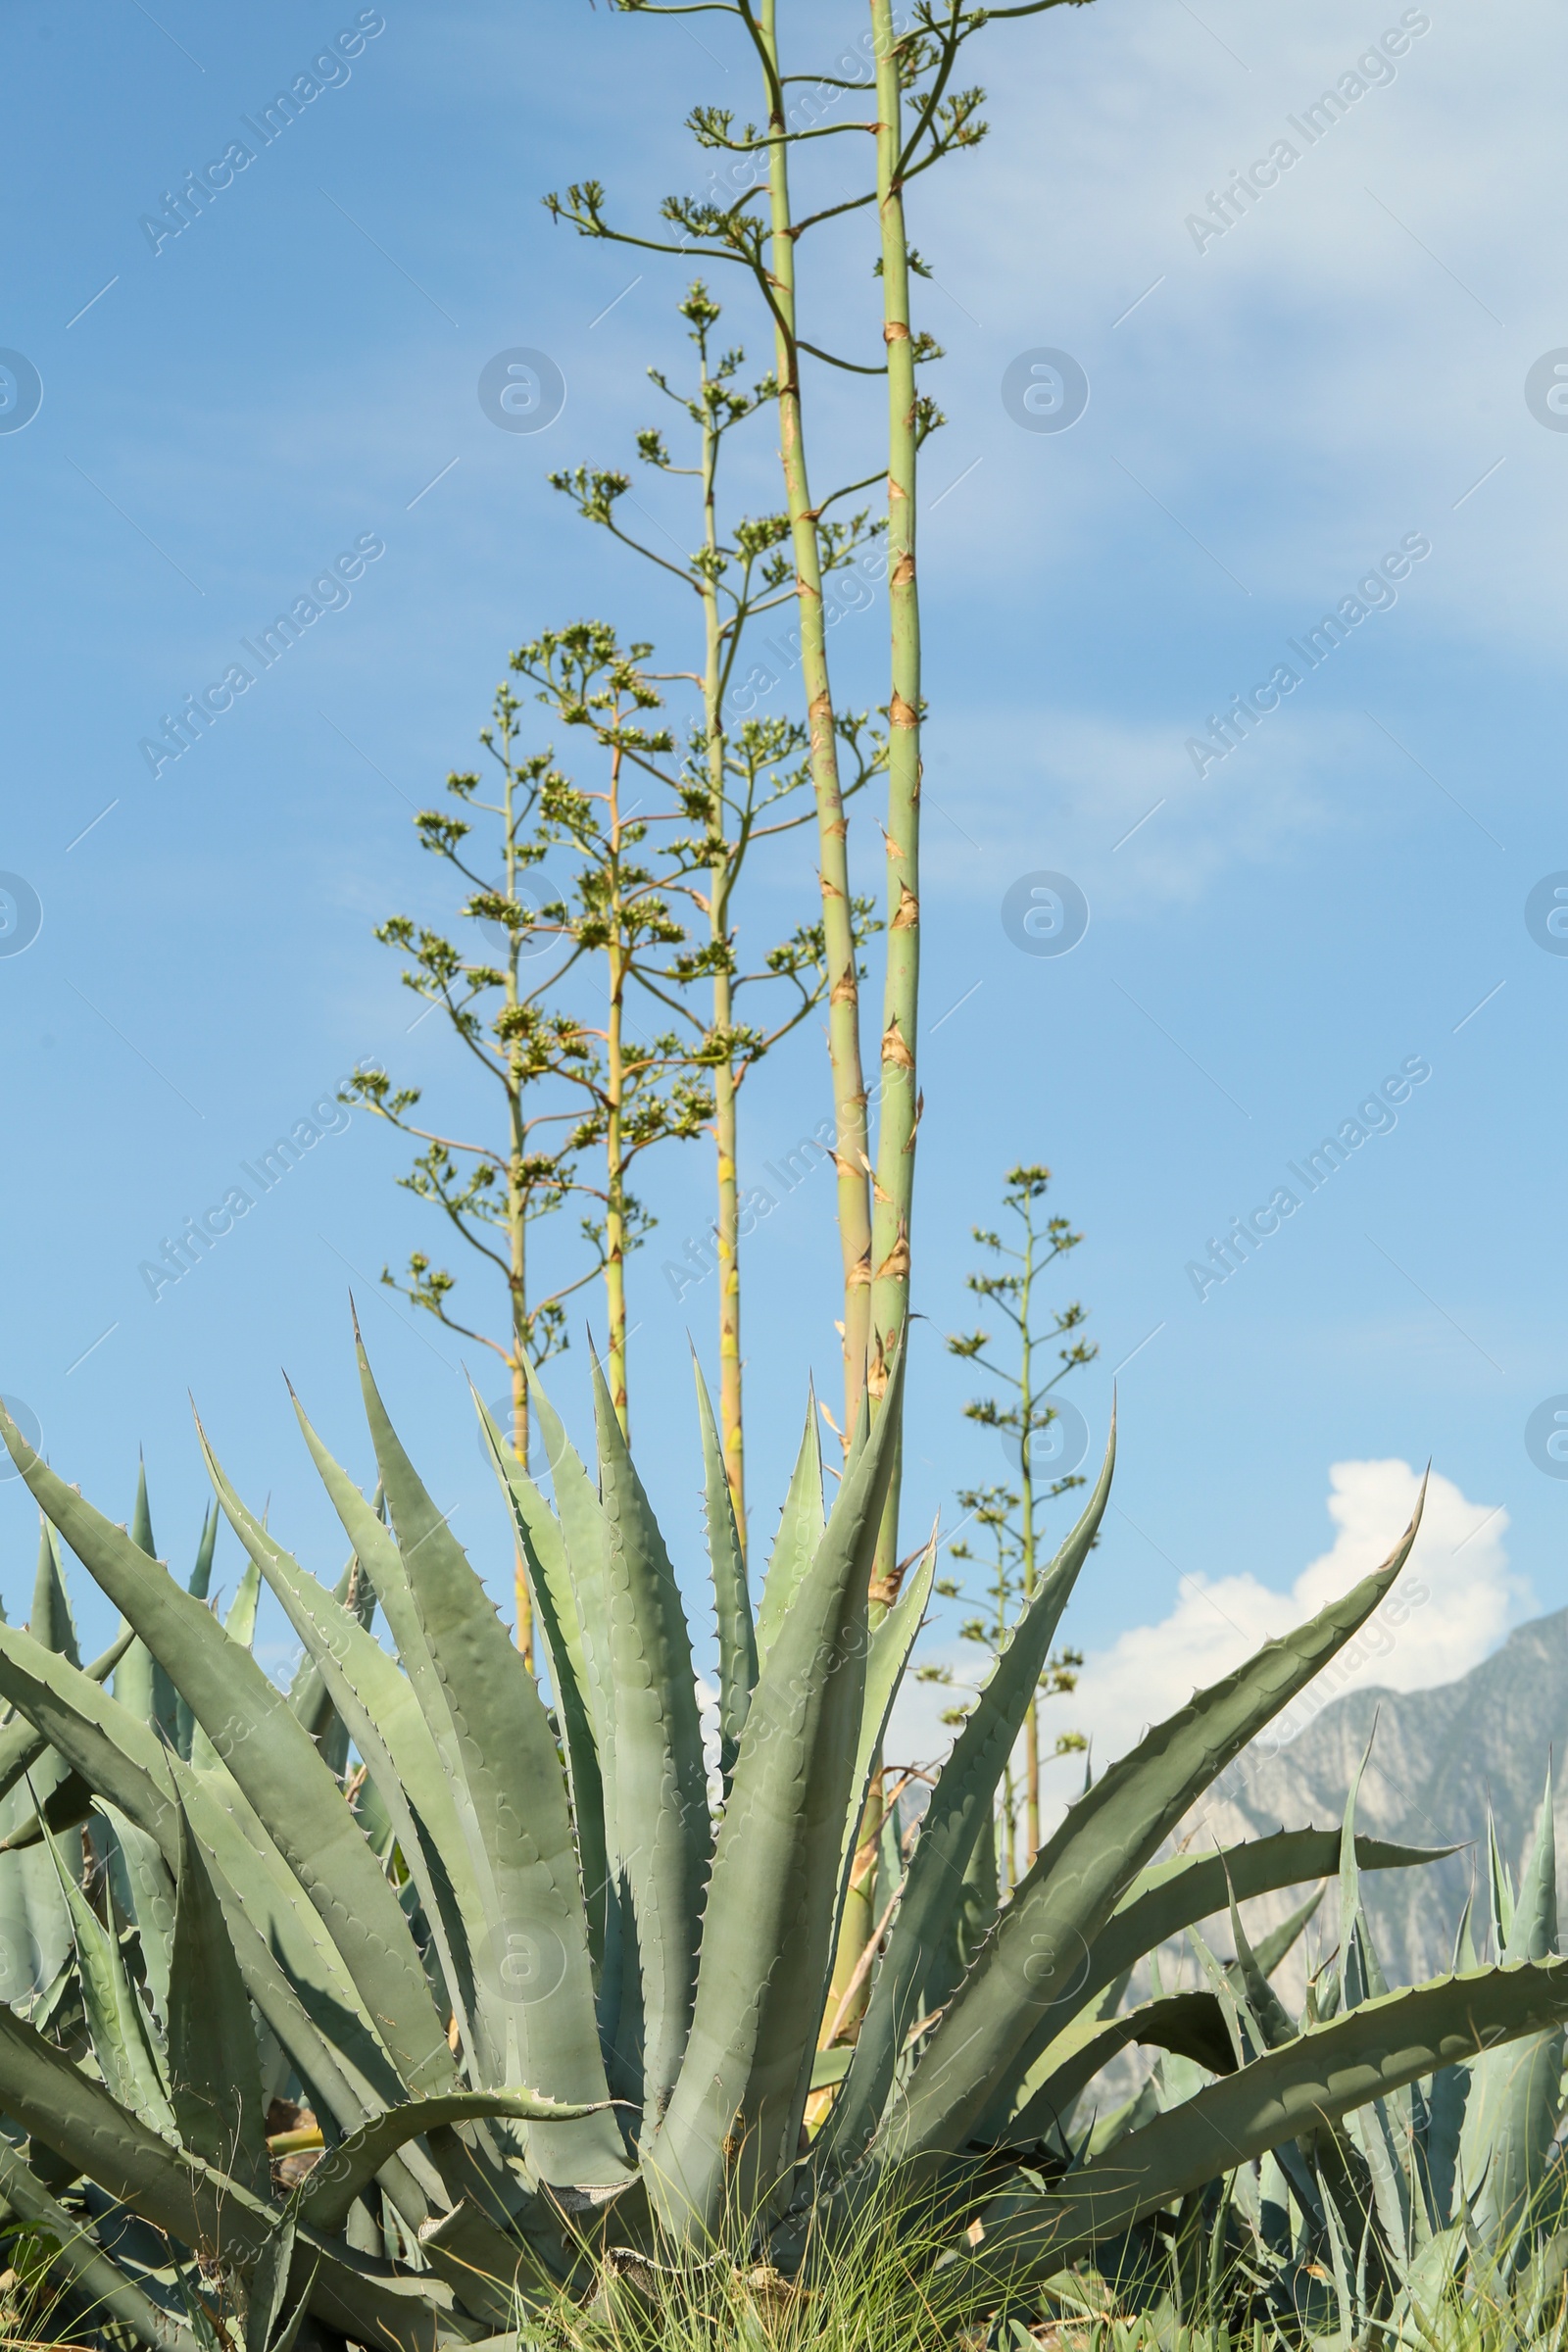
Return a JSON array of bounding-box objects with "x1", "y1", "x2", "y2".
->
[{"x1": 1181, "y1": 1604, "x2": 1568, "y2": 1993}]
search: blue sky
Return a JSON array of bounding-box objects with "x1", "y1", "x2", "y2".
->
[{"x1": 2, "y1": 0, "x2": 1564, "y2": 1767}]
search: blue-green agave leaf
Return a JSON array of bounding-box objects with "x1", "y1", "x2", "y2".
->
[
  {"x1": 648, "y1": 1343, "x2": 906, "y2": 2239},
  {"x1": 356, "y1": 1346, "x2": 628, "y2": 2184},
  {"x1": 691, "y1": 1350, "x2": 756, "y2": 1795},
  {"x1": 1459, "y1": 1763, "x2": 1562, "y2": 2257},
  {"x1": 0, "y1": 2132, "x2": 203, "y2": 2352},
  {"x1": 826, "y1": 1423, "x2": 1113, "y2": 2162},
  {"x1": 944, "y1": 1956, "x2": 1568, "y2": 2303},
  {"x1": 887, "y1": 1480, "x2": 1426, "y2": 2168},
  {"x1": 174, "y1": 1503, "x2": 220, "y2": 1761},
  {"x1": 39, "y1": 1811, "x2": 176, "y2": 2140},
  {"x1": 587, "y1": 1348, "x2": 708, "y2": 2140},
  {"x1": 476, "y1": 1392, "x2": 609, "y2": 1973},
  {"x1": 168, "y1": 1784, "x2": 269, "y2": 2193},
  {"x1": 298, "y1": 2084, "x2": 612, "y2": 2235},
  {"x1": 0, "y1": 1402, "x2": 454, "y2": 2102},
  {"x1": 754, "y1": 1389, "x2": 823, "y2": 1670}
]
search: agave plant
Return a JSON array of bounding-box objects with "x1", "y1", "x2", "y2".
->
[
  {"x1": 1172, "y1": 1748, "x2": 1568, "y2": 2342},
  {"x1": 0, "y1": 1351, "x2": 1563, "y2": 2350}
]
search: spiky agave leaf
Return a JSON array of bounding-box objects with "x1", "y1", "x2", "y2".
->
[
  {"x1": 0, "y1": 1379, "x2": 1553, "y2": 2350},
  {"x1": 0, "y1": 1407, "x2": 457, "y2": 2105},
  {"x1": 691, "y1": 1348, "x2": 757, "y2": 1796},
  {"x1": 648, "y1": 1343, "x2": 906, "y2": 2239},
  {"x1": 587, "y1": 1347, "x2": 708, "y2": 2138},
  {"x1": 1005, "y1": 1988, "x2": 1238, "y2": 2146},
  {"x1": 475, "y1": 1388, "x2": 608, "y2": 1966},
  {"x1": 38, "y1": 1808, "x2": 176, "y2": 2141},
  {"x1": 0, "y1": 1614, "x2": 435, "y2": 2221},
  {"x1": 167, "y1": 1784, "x2": 269, "y2": 2194},
  {"x1": 0, "y1": 1520, "x2": 97, "y2": 2006},
  {"x1": 201, "y1": 1417, "x2": 495, "y2": 2081},
  {"x1": 0, "y1": 2130, "x2": 204, "y2": 2352},
  {"x1": 823, "y1": 1420, "x2": 1114, "y2": 2166},
  {"x1": 753, "y1": 1386, "x2": 824, "y2": 1668},
  {"x1": 1457, "y1": 1763, "x2": 1563, "y2": 2263},
  {"x1": 185, "y1": 1555, "x2": 263, "y2": 1772},
  {"x1": 940, "y1": 1957, "x2": 1568, "y2": 2307},
  {"x1": 281, "y1": 1369, "x2": 631, "y2": 2190},
  {"x1": 882, "y1": 1482, "x2": 1427, "y2": 2175},
  {"x1": 173, "y1": 1499, "x2": 219, "y2": 1762},
  {"x1": 519, "y1": 1358, "x2": 627, "y2": 2056}
]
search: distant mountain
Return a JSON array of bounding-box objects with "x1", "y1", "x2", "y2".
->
[{"x1": 1177, "y1": 1606, "x2": 1568, "y2": 1995}]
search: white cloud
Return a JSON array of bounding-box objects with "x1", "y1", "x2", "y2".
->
[
  {"x1": 924, "y1": 700, "x2": 1351, "y2": 911},
  {"x1": 888, "y1": 1460, "x2": 1531, "y2": 1812}
]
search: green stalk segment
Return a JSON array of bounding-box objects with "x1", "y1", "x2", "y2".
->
[{"x1": 759, "y1": 0, "x2": 873, "y2": 1431}]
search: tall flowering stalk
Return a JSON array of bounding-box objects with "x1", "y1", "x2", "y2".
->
[
  {"x1": 945, "y1": 1162, "x2": 1097, "y2": 1863},
  {"x1": 755, "y1": 0, "x2": 877, "y2": 1438},
  {"x1": 550, "y1": 285, "x2": 878, "y2": 1529}
]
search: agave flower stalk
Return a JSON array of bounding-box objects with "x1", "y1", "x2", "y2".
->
[
  {"x1": 699, "y1": 366, "x2": 746, "y2": 1519},
  {"x1": 548, "y1": 11, "x2": 894, "y2": 1439},
  {"x1": 756, "y1": 0, "x2": 876, "y2": 1434},
  {"x1": 865, "y1": 0, "x2": 924, "y2": 1445},
  {"x1": 508, "y1": 623, "x2": 718, "y2": 1438},
  {"x1": 344, "y1": 685, "x2": 625, "y2": 1661},
  {"x1": 945, "y1": 1165, "x2": 1097, "y2": 1865},
  {"x1": 553, "y1": 288, "x2": 865, "y2": 1530},
  {"x1": 822, "y1": 0, "x2": 932, "y2": 2042}
]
